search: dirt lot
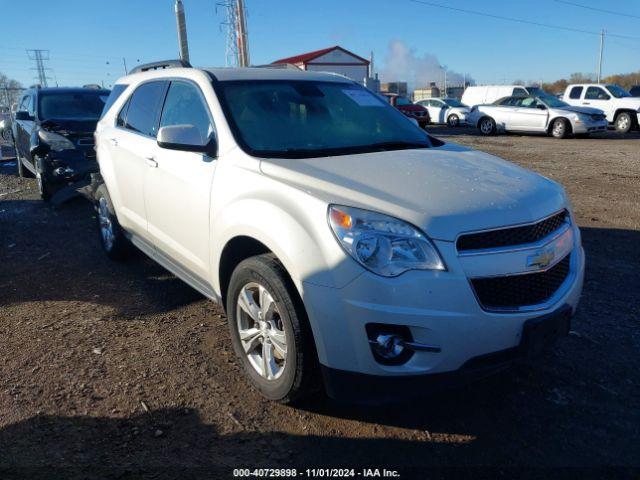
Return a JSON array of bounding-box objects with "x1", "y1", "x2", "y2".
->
[{"x1": 1, "y1": 128, "x2": 639, "y2": 479}]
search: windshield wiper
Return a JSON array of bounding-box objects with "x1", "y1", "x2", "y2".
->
[{"x1": 367, "y1": 141, "x2": 431, "y2": 151}]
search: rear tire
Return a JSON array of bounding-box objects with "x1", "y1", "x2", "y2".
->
[
  {"x1": 227, "y1": 254, "x2": 318, "y2": 404},
  {"x1": 447, "y1": 114, "x2": 459, "y2": 127},
  {"x1": 614, "y1": 112, "x2": 633, "y2": 133},
  {"x1": 95, "y1": 184, "x2": 131, "y2": 261},
  {"x1": 551, "y1": 118, "x2": 569, "y2": 139},
  {"x1": 478, "y1": 117, "x2": 496, "y2": 135}
]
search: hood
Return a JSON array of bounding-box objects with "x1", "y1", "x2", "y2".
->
[
  {"x1": 259, "y1": 143, "x2": 566, "y2": 241},
  {"x1": 557, "y1": 106, "x2": 604, "y2": 116},
  {"x1": 616, "y1": 97, "x2": 640, "y2": 108}
]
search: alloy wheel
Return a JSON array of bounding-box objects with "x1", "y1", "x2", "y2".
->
[
  {"x1": 617, "y1": 115, "x2": 630, "y2": 131},
  {"x1": 480, "y1": 119, "x2": 493, "y2": 134},
  {"x1": 236, "y1": 282, "x2": 287, "y2": 380}
]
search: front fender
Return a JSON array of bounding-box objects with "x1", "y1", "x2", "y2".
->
[{"x1": 211, "y1": 196, "x2": 364, "y2": 298}]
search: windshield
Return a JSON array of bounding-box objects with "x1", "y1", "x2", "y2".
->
[
  {"x1": 605, "y1": 85, "x2": 631, "y2": 98},
  {"x1": 38, "y1": 92, "x2": 109, "y2": 120},
  {"x1": 216, "y1": 80, "x2": 438, "y2": 158},
  {"x1": 443, "y1": 98, "x2": 466, "y2": 108},
  {"x1": 538, "y1": 94, "x2": 570, "y2": 108}
]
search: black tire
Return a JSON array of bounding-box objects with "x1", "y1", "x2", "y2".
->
[
  {"x1": 614, "y1": 112, "x2": 633, "y2": 133},
  {"x1": 447, "y1": 114, "x2": 459, "y2": 127},
  {"x1": 227, "y1": 254, "x2": 318, "y2": 403},
  {"x1": 551, "y1": 118, "x2": 569, "y2": 139},
  {"x1": 94, "y1": 184, "x2": 131, "y2": 260},
  {"x1": 36, "y1": 172, "x2": 52, "y2": 201},
  {"x1": 478, "y1": 117, "x2": 496, "y2": 135}
]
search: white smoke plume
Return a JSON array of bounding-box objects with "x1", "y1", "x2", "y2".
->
[{"x1": 379, "y1": 40, "x2": 472, "y2": 92}]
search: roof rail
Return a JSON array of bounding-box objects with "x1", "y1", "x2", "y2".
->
[{"x1": 129, "y1": 59, "x2": 192, "y2": 74}]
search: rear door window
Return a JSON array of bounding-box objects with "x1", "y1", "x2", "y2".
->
[
  {"x1": 123, "y1": 81, "x2": 168, "y2": 137},
  {"x1": 569, "y1": 87, "x2": 583, "y2": 99}
]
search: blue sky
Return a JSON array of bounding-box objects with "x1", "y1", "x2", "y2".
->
[{"x1": 1, "y1": 0, "x2": 639, "y2": 89}]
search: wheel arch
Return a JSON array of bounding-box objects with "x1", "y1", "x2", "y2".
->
[
  {"x1": 613, "y1": 108, "x2": 637, "y2": 124},
  {"x1": 547, "y1": 116, "x2": 573, "y2": 135}
]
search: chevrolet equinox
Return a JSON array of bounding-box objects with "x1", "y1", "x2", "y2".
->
[{"x1": 94, "y1": 61, "x2": 585, "y2": 403}]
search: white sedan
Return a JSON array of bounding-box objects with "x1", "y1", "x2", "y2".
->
[
  {"x1": 416, "y1": 98, "x2": 470, "y2": 126},
  {"x1": 467, "y1": 94, "x2": 608, "y2": 138}
]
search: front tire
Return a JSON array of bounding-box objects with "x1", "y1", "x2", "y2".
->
[
  {"x1": 615, "y1": 112, "x2": 633, "y2": 133},
  {"x1": 227, "y1": 254, "x2": 318, "y2": 403},
  {"x1": 447, "y1": 114, "x2": 459, "y2": 127},
  {"x1": 36, "y1": 171, "x2": 52, "y2": 201},
  {"x1": 95, "y1": 184, "x2": 131, "y2": 260},
  {"x1": 551, "y1": 118, "x2": 569, "y2": 139},
  {"x1": 478, "y1": 117, "x2": 496, "y2": 135}
]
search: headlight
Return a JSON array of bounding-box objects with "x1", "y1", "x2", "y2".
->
[
  {"x1": 38, "y1": 130, "x2": 75, "y2": 152},
  {"x1": 328, "y1": 205, "x2": 445, "y2": 277}
]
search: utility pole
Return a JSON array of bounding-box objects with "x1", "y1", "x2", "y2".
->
[
  {"x1": 219, "y1": 0, "x2": 250, "y2": 67},
  {"x1": 122, "y1": 57, "x2": 128, "y2": 75},
  {"x1": 175, "y1": 0, "x2": 190, "y2": 63},
  {"x1": 26, "y1": 49, "x2": 51, "y2": 87},
  {"x1": 597, "y1": 29, "x2": 605, "y2": 84}
]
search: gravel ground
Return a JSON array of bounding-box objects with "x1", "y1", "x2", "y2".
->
[{"x1": 1, "y1": 128, "x2": 639, "y2": 479}]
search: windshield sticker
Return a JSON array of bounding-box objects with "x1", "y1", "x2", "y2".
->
[{"x1": 342, "y1": 89, "x2": 384, "y2": 107}]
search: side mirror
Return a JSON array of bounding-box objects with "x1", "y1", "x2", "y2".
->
[
  {"x1": 15, "y1": 111, "x2": 33, "y2": 121},
  {"x1": 157, "y1": 125, "x2": 217, "y2": 157}
]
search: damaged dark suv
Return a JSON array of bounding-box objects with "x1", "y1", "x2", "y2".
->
[{"x1": 12, "y1": 86, "x2": 111, "y2": 201}]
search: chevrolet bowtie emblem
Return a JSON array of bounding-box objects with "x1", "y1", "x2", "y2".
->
[{"x1": 527, "y1": 248, "x2": 556, "y2": 269}]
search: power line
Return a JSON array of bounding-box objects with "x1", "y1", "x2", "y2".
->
[
  {"x1": 554, "y1": 0, "x2": 640, "y2": 20},
  {"x1": 409, "y1": 0, "x2": 640, "y2": 40}
]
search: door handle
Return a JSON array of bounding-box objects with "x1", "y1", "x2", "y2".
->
[
  {"x1": 582, "y1": 102, "x2": 590, "y2": 105},
  {"x1": 144, "y1": 156, "x2": 158, "y2": 168},
  {"x1": 108, "y1": 138, "x2": 118, "y2": 146}
]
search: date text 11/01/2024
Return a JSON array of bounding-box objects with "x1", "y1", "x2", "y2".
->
[{"x1": 233, "y1": 468, "x2": 401, "y2": 478}]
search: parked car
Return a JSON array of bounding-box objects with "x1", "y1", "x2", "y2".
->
[
  {"x1": 461, "y1": 85, "x2": 545, "y2": 107},
  {"x1": 563, "y1": 83, "x2": 640, "y2": 133},
  {"x1": 0, "y1": 111, "x2": 12, "y2": 143},
  {"x1": 95, "y1": 61, "x2": 584, "y2": 404},
  {"x1": 627, "y1": 85, "x2": 640, "y2": 97},
  {"x1": 467, "y1": 94, "x2": 607, "y2": 138},
  {"x1": 415, "y1": 98, "x2": 470, "y2": 126},
  {"x1": 12, "y1": 86, "x2": 111, "y2": 200},
  {"x1": 379, "y1": 93, "x2": 430, "y2": 128}
]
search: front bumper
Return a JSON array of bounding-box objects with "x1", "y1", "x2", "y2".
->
[
  {"x1": 321, "y1": 304, "x2": 572, "y2": 404},
  {"x1": 573, "y1": 118, "x2": 608, "y2": 134},
  {"x1": 301, "y1": 226, "x2": 585, "y2": 396}
]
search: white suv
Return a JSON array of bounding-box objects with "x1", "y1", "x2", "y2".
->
[
  {"x1": 563, "y1": 83, "x2": 640, "y2": 133},
  {"x1": 95, "y1": 61, "x2": 585, "y2": 404}
]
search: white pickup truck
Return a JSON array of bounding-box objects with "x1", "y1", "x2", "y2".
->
[{"x1": 563, "y1": 84, "x2": 640, "y2": 133}]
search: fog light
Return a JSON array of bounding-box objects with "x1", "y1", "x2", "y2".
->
[
  {"x1": 366, "y1": 323, "x2": 414, "y2": 365},
  {"x1": 371, "y1": 334, "x2": 405, "y2": 359}
]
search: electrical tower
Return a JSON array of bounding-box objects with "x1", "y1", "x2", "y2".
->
[
  {"x1": 218, "y1": 0, "x2": 250, "y2": 67},
  {"x1": 26, "y1": 49, "x2": 52, "y2": 87}
]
